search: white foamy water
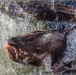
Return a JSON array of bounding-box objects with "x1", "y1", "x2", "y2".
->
[
  {"x1": 0, "y1": 11, "x2": 34, "y2": 45},
  {"x1": 42, "y1": 54, "x2": 52, "y2": 72},
  {"x1": 62, "y1": 29, "x2": 76, "y2": 65},
  {"x1": 0, "y1": 0, "x2": 76, "y2": 75},
  {"x1": 0, "y1": 11, "x2": 38, "y2": 75}
]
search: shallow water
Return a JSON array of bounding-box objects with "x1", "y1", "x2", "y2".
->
[{"x1": 0, "y1": 0, "x2": 76, "y2": 75}]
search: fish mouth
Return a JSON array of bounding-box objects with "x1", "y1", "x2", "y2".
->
[
  {"x1": 4, "y1": 41, "x2": 33, "y2": 65},
  {"x1": 4, "y1": 43, "x2": 24, "y2": 62}
]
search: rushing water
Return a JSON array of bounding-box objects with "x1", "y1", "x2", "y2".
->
[
  {"x1": 0, "y1": 2, "x2": 45, "y2": 74},
  {"x1": 0, "y1": 0, "x2": 76, "y2": 75}
]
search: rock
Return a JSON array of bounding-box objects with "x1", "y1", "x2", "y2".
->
[{"x1": 23, "y1": 1, "x2": 76, "y2": 22}]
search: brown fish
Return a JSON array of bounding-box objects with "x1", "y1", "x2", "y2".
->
[{"x1": 4, "y1": 26, "x2": 76, "y2": 73}]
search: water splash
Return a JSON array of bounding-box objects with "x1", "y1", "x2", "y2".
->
[
  {"x1": 0, "y1": 0, "x2": 76, "y2": 75},
  {"x1": 0, "y1": 11, "x2": 38, "y2": 75}
]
